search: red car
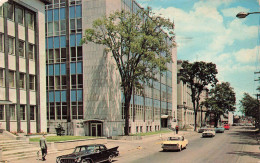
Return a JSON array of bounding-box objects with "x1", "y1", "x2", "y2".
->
[{"x1": 224, "y1": 124, "x2": 230, "y2": 130}]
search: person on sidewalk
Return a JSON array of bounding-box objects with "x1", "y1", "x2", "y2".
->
[
  {"x1": 39, "y1": 134, "x2": 48, "y2": 161},
  {"x1": 175, "y1": 125, "x2": 179, "y2": 134}
]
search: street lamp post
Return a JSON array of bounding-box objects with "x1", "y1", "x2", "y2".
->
[{"x1": 236, "y1": 11, "x2": 260, "y2": 130}]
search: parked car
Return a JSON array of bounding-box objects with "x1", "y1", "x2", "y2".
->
[
  {"x1": 215, "y1": 126, "x2": 225, "y2": 133},
  {"x1": 202, "y1": 128, "x2": 216, "y2": 138},
  {"x1": 161, "y1": 136, "x2": 188, "y2": 152},
  {"x1": 224, "y1": 124, "x2": 230, "y2": 130},
  {"x1": 198, "y1": 127, "x2": 208, "y2": 133},
  {"x1": 56, "y1": 144, "x2": 119, "y2": 163}
]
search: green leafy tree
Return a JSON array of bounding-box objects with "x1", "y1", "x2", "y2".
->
[
  {"x1": 81, "y1": 9, "x2": 175, "y2": 135},
  {"x1": 204, "y1": 82, "x2": 236, "y2": 127},
  {"x1": 240, "y1": 93, "x2": 259, "y2": 126},
  {"x1": 179, "y1": 61, "x2": 218, "y2": 131}
]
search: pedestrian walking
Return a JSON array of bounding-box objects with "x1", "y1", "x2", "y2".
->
[
  {"x1": 175, "y1": 125, "x2": 179, "y2": 134},
  {"x1": 39, "y1": 134, "x2": 47, "y2": 161}
]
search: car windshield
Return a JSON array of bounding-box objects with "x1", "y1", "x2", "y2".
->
[
  {"x1": 73, "y1": 146, "x2": 95, "y2": 153},
  {"x1": 168, "y1": 137, "x2": 180, "y2": 141}
]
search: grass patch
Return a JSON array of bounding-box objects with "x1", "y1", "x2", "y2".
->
[
  {"x1": 130, "y1": 129, "x2": 173, "y2": 136},
  {"x1": 30, "y1": 136, "x2": 96, "y2": 142}
]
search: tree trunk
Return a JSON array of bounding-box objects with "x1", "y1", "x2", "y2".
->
[
  {"x1": 194, "y1": 112, "x2": 197, "y2": 131},
  {"x1": 214, "y1": 114, "x2": 218, "y2": 127},
  {"x1": 124, "y1": 88, "x2": 132, "y2": 136}
]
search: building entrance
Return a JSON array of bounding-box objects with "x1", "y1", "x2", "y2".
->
[{"x1": 90, "y1": 123, "x2": 102, "y2": 137}]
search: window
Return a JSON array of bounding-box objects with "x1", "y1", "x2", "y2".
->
[
  {"x1": 61, "y1": 48, "x2": 66, "y2": 62},
  {"x1": 8, "y1": 37, "x2": 14, "y2": 54},
  {"x1": 55, "y1": 49, "x2": 60, "y2": 62},
  {"x1": 20, "y1": 105, "x2": 26, "y2": 120},
  {"x1": 30, "y1": 106, "x2": 35, "y2": 120},
  {"x1": 61, "y1": 75, "x2": 66, "y2": 89},
  {"x1": 16, "y1": 7, "x2": 24, "y2": 25},
  {"x1": 26, "y1": 11, "x2": 34, "y2": 30},
  {"x1": 0, "y1": 105, "x2": 4, "y2": 120},
  {"x1": 77, "y1": 47, "x2": 82, "y2": 61},
  {"x1": 71, "y1": 47, "x2": 76, "y2": 61},
  {"x1": 78, "y1": 74, "x2": 82, "y2": 88},
  {"x1": 55, "y1": 76, "x2": 60, "y2": 89},
  {"x1": 50, "y1": 103, "x2": 55, "y2": 119},
  {"x1": 62, "y1": 103, "x2": 67, "y2": 119},
  {"x1": 48, "y1": 22, "x2": 53, "y2": 36},
  {"x1": 18, "y1": 40, "x2": 24, "y2": 57},
  {"x1": 0, "y1": 33, "x2": 3, "y2": 52},
  {"x1": 29, "y1": 75, "x2": 35, "y2": 90},
  {"x1": 19, "y1": 73, "x2": 25, "y2": 89},
  {"x1": 49, "y1": 49, "x2": 54, "y2": 63},
  {"x1": 10, "y1": 105, "x2": 15, "y2": 120},
  {"x1": 28, "y1": 44, "x2": 34, "y2": 60},
  {"x1": 56, "y1": 103, "x2": 61, "y2": 120},
  {"x1": 9, "y1": 71, "x2": 15, "y2": 88},
  {"x1": 0, "y1": 68, "x2": 4, "y2": 87},
  {"x1": 60, "y1": 20, "x2": 66, "y2": 35},
  {"x1": 6, "y1": 3, "x2": 14, "y2": 20},
  {"x1": 54, "y1": 21, "x2": 59, "y2": 35}
]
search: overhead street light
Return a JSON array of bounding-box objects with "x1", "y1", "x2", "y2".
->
[{"x1": 236, "y1": 12, "x2": 260, "y2": 18}]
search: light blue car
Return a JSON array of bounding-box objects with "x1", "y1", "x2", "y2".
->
[{"x1": 215, "y1": 127, "x2": 225, "y2": 133}]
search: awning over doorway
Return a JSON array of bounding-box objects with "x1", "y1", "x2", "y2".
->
[
  {"x1": 161, "y1": 115, "x2": 173, "y2": 119},
  {"x1": 83, "y1": 119, "x2": 104, "y2": 123}
]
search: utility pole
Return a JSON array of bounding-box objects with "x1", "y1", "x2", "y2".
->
[{"x1": 254, "y1": 71, "x2": 260, "y2": 130}]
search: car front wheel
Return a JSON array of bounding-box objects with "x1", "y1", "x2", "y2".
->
[
  {"x1": 81, "y1": 159, "x2": 91, "y2": 163},
  {"x1": 107, "y1": 155, "x2": 113, "y2": 163}
]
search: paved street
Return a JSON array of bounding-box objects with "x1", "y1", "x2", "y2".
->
[
  {"x1": 113, "y1": 126, "x2": 259, "y2": 163},
  {"x1": 10, "y1": 126, "x2": 259, "y2": 163}
]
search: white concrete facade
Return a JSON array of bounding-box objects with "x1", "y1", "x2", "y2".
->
[{"x1": 0, "y1": 0, "x2": 48, "y2": 133}]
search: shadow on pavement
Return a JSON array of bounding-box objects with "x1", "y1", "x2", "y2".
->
[
  {"x1": 229, "y1": 141, "x2": 259, "y2": 146},
  {"x1": 227, "y1": 151, "x2": 260, "y2": 160}
]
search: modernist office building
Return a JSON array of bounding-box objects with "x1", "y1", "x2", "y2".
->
[
  {"x1": 45, "y1": 0, "x2": 177, "y2": 136},
  {"x1": 0, "y1": 0, "x2": 50, "y2": 134}
]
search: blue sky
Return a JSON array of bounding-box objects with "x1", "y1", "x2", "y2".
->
[{"x1": 137, "y1": 0, "x2": 260, "y2": 114}]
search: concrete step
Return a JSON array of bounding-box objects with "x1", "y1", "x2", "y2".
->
[{"x1": 2, "y1": 149, "x2": 58, "y2": 162}]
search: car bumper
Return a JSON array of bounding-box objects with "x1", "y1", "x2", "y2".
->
[{"x1": 162, "y1": 146, "x2": 180, "y2": 150}]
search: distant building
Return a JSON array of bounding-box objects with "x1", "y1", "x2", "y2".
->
[
  {"x1": 0, "y1": 0, "x2": 50, "y2": 133},
  {"x1": 45, "y1": 0, "x2": 177, "y2": 136},
  {"x1": 228, "y1": 112, "x2": 234, "y2": 125},
  {"x1": 177, "y1": 60, "x2": 208, "y2": 129}
]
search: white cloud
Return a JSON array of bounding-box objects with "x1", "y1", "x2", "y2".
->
[
  {"x1": 234, "y1": 46, "x2": 259, "y2": 63},
  {"x1": 221, "y1": 6, "x2": 250, "y2": 17}
]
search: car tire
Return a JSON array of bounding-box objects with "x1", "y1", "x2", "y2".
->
[
  {"x1": 179, "y1": 146, "x2": 182, "y2": 152},
  {"x1": 107, "y1": 155, "x2": 113, "y2": 163}
]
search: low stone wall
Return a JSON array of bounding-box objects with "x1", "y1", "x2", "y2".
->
[{"x1": 111, "y1": 136, "x2": 142, "y2": 141}]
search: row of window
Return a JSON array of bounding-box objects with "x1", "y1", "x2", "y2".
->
[
  {"x1": 48, "y1": 89, "x2": 83, "y2": 102},
  {"x1": 46, "y1": 74, "x2": 83, "y2": 90},
  {"x1": 46, "y1": 101, "x2": 83, "y2": 120},
  {"x1": 0, "y1": 34, "x2": 35, "y2": 60},
  {"x1": 0, "y1": 69, "x2": 35, "y2": 90},
  {"x1": 46, "y1": 47, "x2": 82, "y2": 64},
  {"x1": 46, "y1": 0, "x2": 82, "y2": 10},
  {"x1": 0, "y1": 3, "x2": 34, "y2": 30},
  {"x1": 0, "y1": 105, "x2": 35, "y2": 121},
  {"x1": 47, "y1": 34, "x2": 82, "y2": 49}
]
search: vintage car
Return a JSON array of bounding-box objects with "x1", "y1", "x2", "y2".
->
[
  {"x1": 198, "y1": 127, "x2": 208, "y2": 133},
  {"x1": 224, "y1": 124, "x2": 230, "y2": 130},
  {"x1": 215, "y1": 126, "x2": 225, "y2": 133},
  {"x1": 161, "y1": 136, "x2": 188, "y2": 151},
  {"x1": 56, "y1": 144, "x2": 119, "y2": 163},
  {"x1": 202, "y1": 128, "x2": 216, "y2": 138}
]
